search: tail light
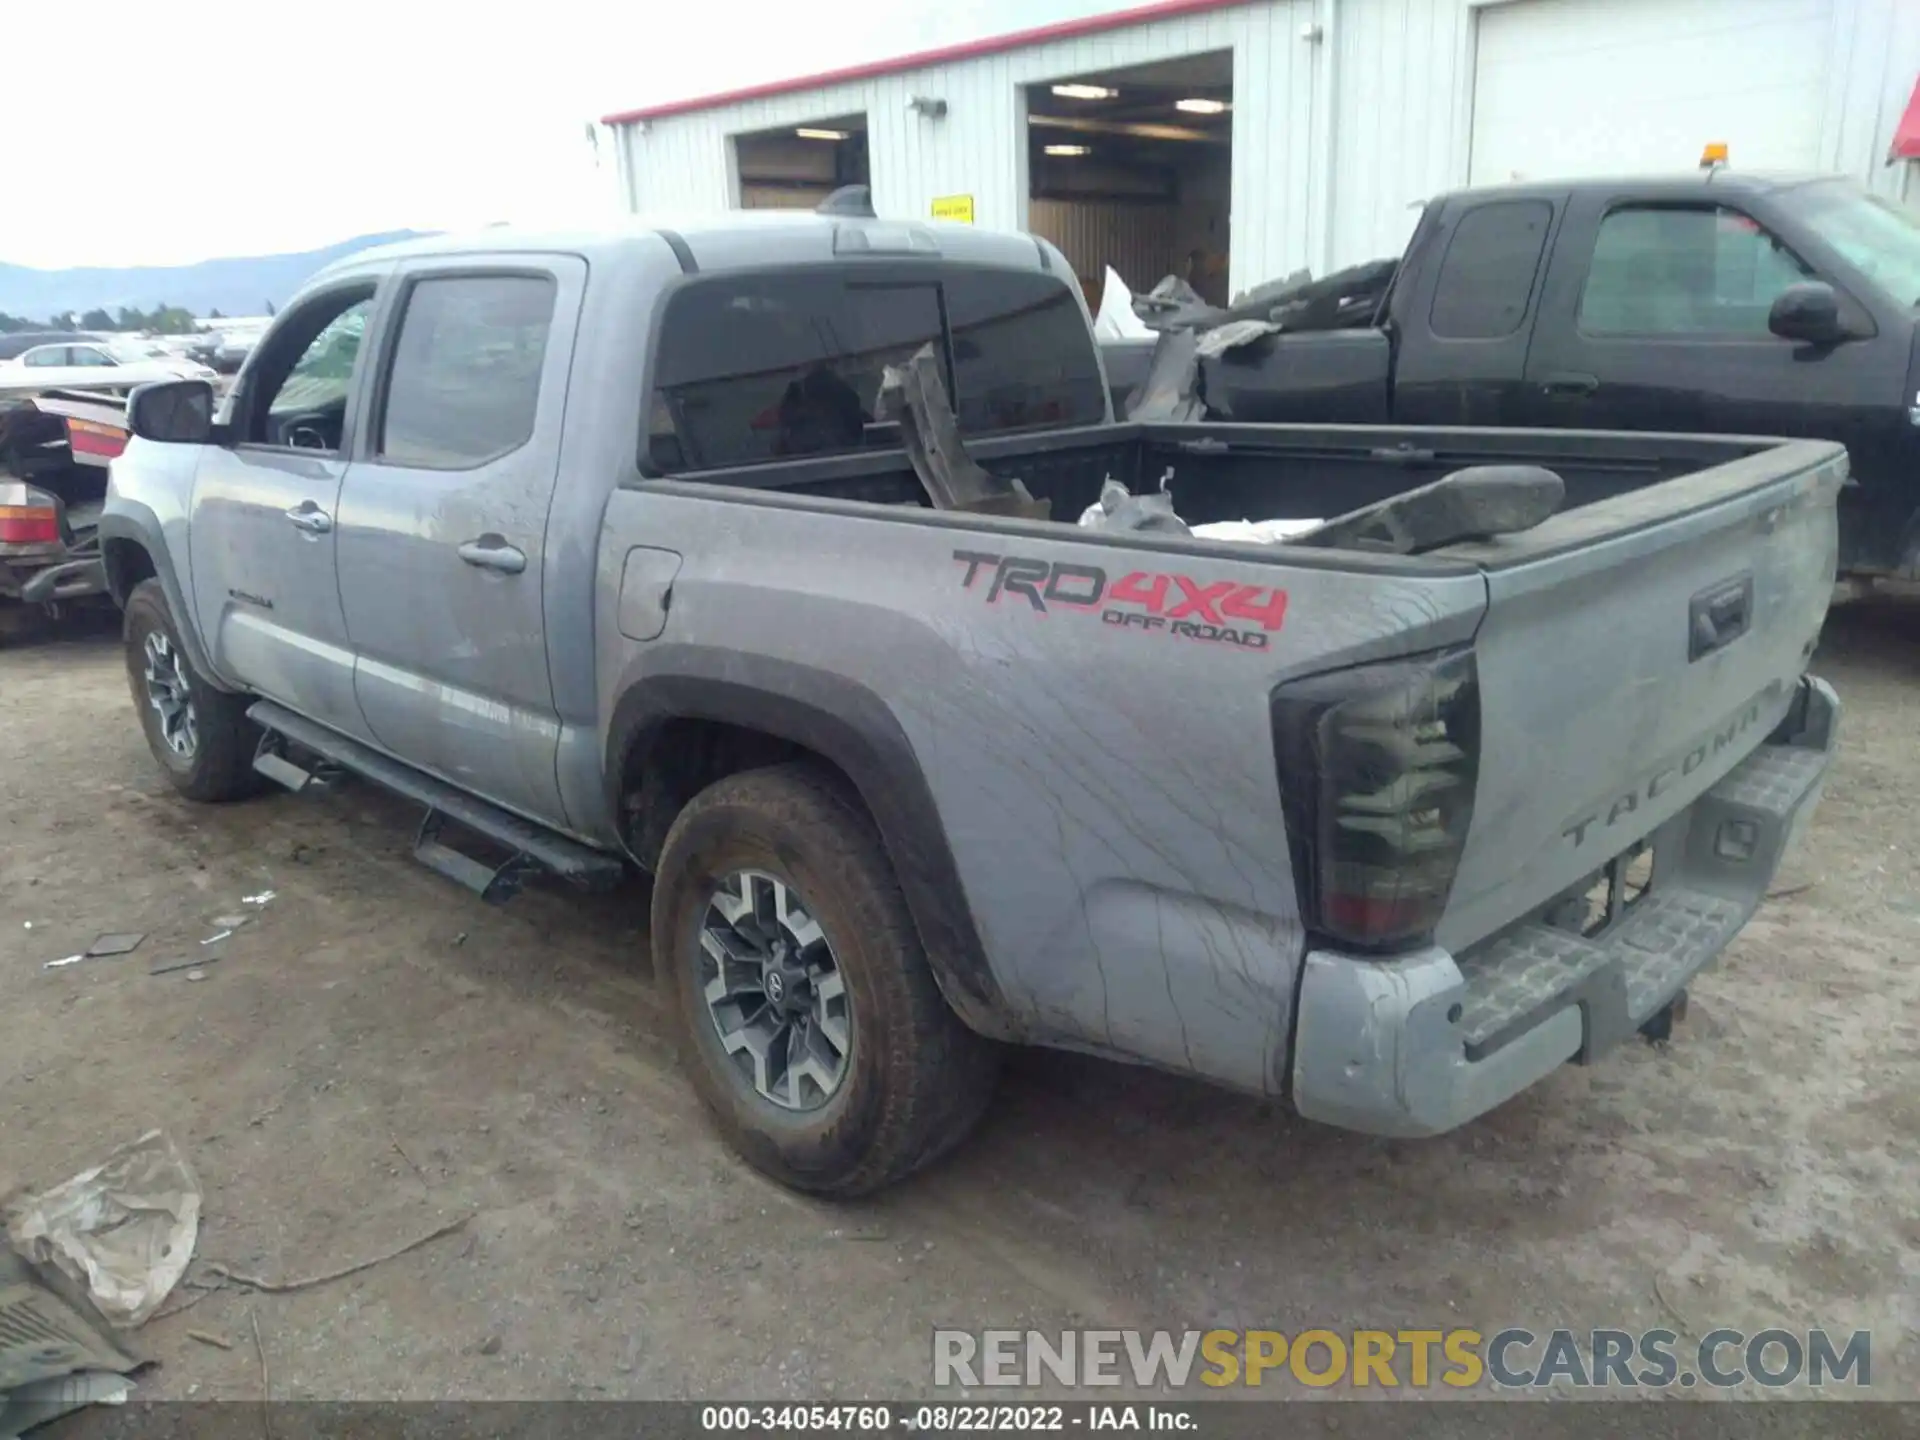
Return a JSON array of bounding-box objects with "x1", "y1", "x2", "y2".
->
[
  {"x1": 1270, "y1": 646, "x2": 1481, "y2": 952},
  {"x1": 0, "y1": 482, "x2": 61, "y2": 545}
]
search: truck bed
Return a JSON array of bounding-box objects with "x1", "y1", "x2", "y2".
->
[{"x1": 658, "y1": 419, "x2": 1829, "y2": 567}]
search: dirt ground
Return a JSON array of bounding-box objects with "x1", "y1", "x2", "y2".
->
[{"x1": 0, "y1": 599, "x2": 1915, "y2": 1410}]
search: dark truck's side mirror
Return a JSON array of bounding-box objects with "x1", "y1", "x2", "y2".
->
[
  {"x1": 1767, "y1": 282, "x2": 1847, "y2": 345},
  {"x1": 126, "y1": 378, "x2": 216, "y2": 444}
]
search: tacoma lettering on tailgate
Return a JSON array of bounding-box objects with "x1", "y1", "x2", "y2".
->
[{"x1": 953, "y1": 549, "x2": 1286, "y2": 652}]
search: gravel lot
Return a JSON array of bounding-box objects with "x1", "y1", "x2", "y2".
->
[{"x1": 0, "y1": 599, "x2": 1914, "y2": 1411}]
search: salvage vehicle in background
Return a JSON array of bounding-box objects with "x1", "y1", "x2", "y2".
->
[
  {"x1": 0, "y1": 392, "x2": 122, "y2": 636},
  {"x1": 0, "y1": 331, "x2": 109, "y2": 363},
  {"x1": 0, "y1": 338, "x2": 215, "y2": 396},
  {"x1": 1103, "y1": 172, "x2": 1920, "y2": 584},
  {"x1": 101, "y1": 208, "x2": 1839, "y2": 1195}
]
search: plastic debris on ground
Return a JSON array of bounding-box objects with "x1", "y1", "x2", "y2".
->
[
  {"x1": 0, "y1": 1370, "x2": 132, "y2": 1440},
  {"x1": 0, "y1": 1251, "x2": 140, "y2": 1439},
  {"x1": 6, "y1": 1130, "x2": 200, "y2": 1329},
  {"x1": 83, "y1": 934, "x2": 144, "y2": 959},
  {"x1": 1091, "y1": 267, "x2": 1154, "y2": 342},
  {"x1": 241, "y1": 891, "x2": 275, "y2": 907},
  {"x1": 150, "y1": 955, "x2": 219, "y2": 978}
]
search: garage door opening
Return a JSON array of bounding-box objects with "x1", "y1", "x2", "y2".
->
[
  {"x1": 733, "y1": 115, "x2": 870, "y2": 210},
  {"x1": 1025, "y1": 51, "x2": 1233, "y2": 315}
]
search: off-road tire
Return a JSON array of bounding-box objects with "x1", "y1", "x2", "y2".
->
[
  {"x1": 123, "y1": 578, "x2": 264, "y2": 803},
  {"x1": 653, "y1": 762, "x2": 1000, "y2": 1196}
]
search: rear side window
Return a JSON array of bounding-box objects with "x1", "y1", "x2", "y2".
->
[
  {"x1": 379, "y1": 274, "x2": 556, "y2": 469},
  {"x1": 943, "y1": 270, "x2": 1106, "y2": 435},
  {"x1": 649, "y1": 276, "x2": 943, "y2": 472},
  {"x1": 1427, "y1": 200, "x2": 1552, "y2": 340}
]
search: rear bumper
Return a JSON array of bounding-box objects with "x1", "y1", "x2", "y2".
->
[
  {"x1": 17, "y1": 556, "x2": 107, "y2": 605},
  {"x1": 1290, "y1": 674, "x2": 1838, "y2": 1138}
]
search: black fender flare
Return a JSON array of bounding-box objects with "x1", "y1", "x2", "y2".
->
[
  {"x1": 604, "y1": 647, "x2": 1017, "y2": 1041},
  {"x1": 97, "y1": 502, "x2": 238, "y2": 692}
]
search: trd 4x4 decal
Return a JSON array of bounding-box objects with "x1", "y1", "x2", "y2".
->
[{"x1": 953, "y1": 550, "x2": 1286, "y2": 652}]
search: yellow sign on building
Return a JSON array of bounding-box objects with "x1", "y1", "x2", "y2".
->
[{"x1": 931, "y1": 194, "x2": 975, "y2": 223}]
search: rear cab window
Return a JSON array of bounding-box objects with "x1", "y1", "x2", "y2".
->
[
  {"x1": 1427, "y1": 199, "x2": 1554, "y2": 339},
  {"x1": 646, "y1": 265, "x2": 1105, "y2": 474}
]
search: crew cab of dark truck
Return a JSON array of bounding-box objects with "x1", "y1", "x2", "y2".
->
[
  {"x1": 100, "y1": 210, "x2": 1839, "y2": 1196},
  {"x1": 1104, "y1": 173, "x2": 1920, "y2": 582}
]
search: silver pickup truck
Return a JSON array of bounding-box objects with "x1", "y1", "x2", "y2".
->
[{"x1": 100, "y1": 210, "x2": 1841, "y2": 1196}]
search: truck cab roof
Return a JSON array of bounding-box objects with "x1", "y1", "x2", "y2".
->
[
  {"x1": 319, "y1": 211, "x2": 1061, "y2": 282},
  {"x1": 1433, "y1": 170, "x2": 1844, "y2": 208}
]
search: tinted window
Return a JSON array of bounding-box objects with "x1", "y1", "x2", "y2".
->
[
  {"x1": 1427, "y1": 201, "x2": 1552, "y2": 340},
  {"x1": 943, "y1": 270, "x2": 1106, "y2": 435},
  {"x1": 649, "y1": 275, "x2": 943, "y2": 472},
  {"x1": 68, "y1": 346, "x2": 115, "y2": 368},
  {"x1": 1580, "y1": 206, "x2": 1814, "y2": 337},
  {"x1": 379, "y1": 276, "x2": 555, "y2": 468}
]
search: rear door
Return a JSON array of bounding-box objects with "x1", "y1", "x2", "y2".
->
[
  {"x1": 334, "y1": 256, "x2": 581, "y2": 827},
  {"x1": 1393, "y1": 195, "x2": 1560, "y2": 427},
  {"x1": 188, "y1": 277, "x2": 385, "y2": 740}
]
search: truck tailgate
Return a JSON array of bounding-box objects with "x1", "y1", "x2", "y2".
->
[{"x1": 1438, "y1": 437, "x2": 1845, "y2": 953}]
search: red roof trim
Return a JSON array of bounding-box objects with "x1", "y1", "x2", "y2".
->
[
  {"x1": 600, "y1": 0, "x2": 1251, "y2": 126},
  {"x1": 1891, "y1": 76, "x2": 1920, "y2": 163}
]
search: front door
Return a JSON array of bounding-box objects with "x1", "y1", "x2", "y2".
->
[
  {"x1": 188, "y1": 278, "x2": 386, "y2": 740},
  {"x1": 1521, "y1": 194, "x2": 1898, "y2": 441},
  {"x1": 333, "y1": 258, "x2": 582, "y2": 828}
]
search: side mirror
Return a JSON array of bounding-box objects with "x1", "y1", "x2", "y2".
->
[
  {"x1": 1768, "y1": 282, "x2": 1846, "y2": 345},
  {"x1": 126, "y1": 379, "x2": 217, "y2": 444}
]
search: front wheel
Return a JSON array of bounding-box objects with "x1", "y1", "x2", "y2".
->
[
  {"x1": 652, "y1": 762, "x2": 1000, "y2": 1196},
  {"x1": 122, "y1": 578, "x2": 263, "y2": 803}
]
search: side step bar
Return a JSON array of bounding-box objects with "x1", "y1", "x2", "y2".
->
[{"x1": 247, "y1": 700, "x2": 625, "y2": 902}]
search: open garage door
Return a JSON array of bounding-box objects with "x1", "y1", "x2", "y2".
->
[{"x1": 1470, "y1": 0, "x2": 1835, "y2": 184}]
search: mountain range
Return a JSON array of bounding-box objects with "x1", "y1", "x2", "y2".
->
[{"x1": 0, "y1": 232, "x2": 429, "y2": 321}]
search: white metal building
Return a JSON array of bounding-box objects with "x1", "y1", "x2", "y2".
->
[{"x1": 603, "y1": 0, "x2": 1920, "y2": 304}]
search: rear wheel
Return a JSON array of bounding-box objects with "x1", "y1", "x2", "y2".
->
[
  {"x1": 122, "y1": 578, "x2": 263, "y2": 802},
  {"x1": 652, "y1": 762, "x2": 1000, "y2": 1196}
]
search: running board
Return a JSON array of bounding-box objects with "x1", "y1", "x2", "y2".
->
[{"x1": 246, "y1": 700, "x2": 625, "y2": 899}]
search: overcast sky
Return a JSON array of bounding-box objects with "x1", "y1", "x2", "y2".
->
[{"x1": 10, "y1": 0, "x2": 1121, "y2": 271}]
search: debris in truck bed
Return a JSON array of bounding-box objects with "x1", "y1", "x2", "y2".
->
[
  {"x1": 875, "y1": 346, "x2": 1049, "y2": 520},
  {"x1": 1288, "y1": 464, "x2": 1567, "y2": 554},
  {"x1": 1123, "y1": 329, "x2": 1205, "y2": 422},
  {"x1": 1077, "y1": 478, "x2": 1190, "y2": 536}
]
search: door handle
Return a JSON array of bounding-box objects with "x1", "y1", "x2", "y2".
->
[
  {"x1": 457, "y1": 536, "x2": 527, "y2": 575},
  {"x1": 1540, "y1": 372, "x2": 1599, "y2": 397},
  {"x1": 284, "y1": 502, "x2": 333, "y2": 535}
]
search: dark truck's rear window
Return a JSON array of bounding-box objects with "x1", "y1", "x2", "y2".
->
[{"x1": 645, "y1": 265, "x2": 1105, "y2": 473}]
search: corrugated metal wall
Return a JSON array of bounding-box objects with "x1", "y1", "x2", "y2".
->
[
  {"x1": 615, "y1": 0, "x2": 1920, "y2": 295},
  {"x1": 1029, "y1": 198, "x2": 1179, "y2": 298}
]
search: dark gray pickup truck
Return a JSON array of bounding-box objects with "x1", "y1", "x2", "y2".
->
[
  {"x1": 100, "y1": 209, "x2": 1840, "y2": 1195},
  {"x1": 1105, "y1": 172, "x2": 1920, "y2": 582}
]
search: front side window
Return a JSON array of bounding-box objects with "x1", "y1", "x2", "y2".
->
[
  {"x1": 1580, "y1": 205, "x2": 1813, "y2": 337},
  {"x1": 68, "y1": 346, "x2": 116, "y2": 368},
  {"x1": 649, "y1": 274, "x2": 943, "y2": 472},
  {"x1": 246, "y1": 291, "x2": 375, "y2": 450},
  {"x1": 378, "y1": 275, "x2": 556, "y2": 469}
]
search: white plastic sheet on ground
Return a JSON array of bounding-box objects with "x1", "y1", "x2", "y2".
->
[
  {"x1": 6, "y1": 1130, "x2": 199, "y2": 1328},
  {"x1": 1091, "y1": 267, "x2": 1153, "y2": 341}
]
